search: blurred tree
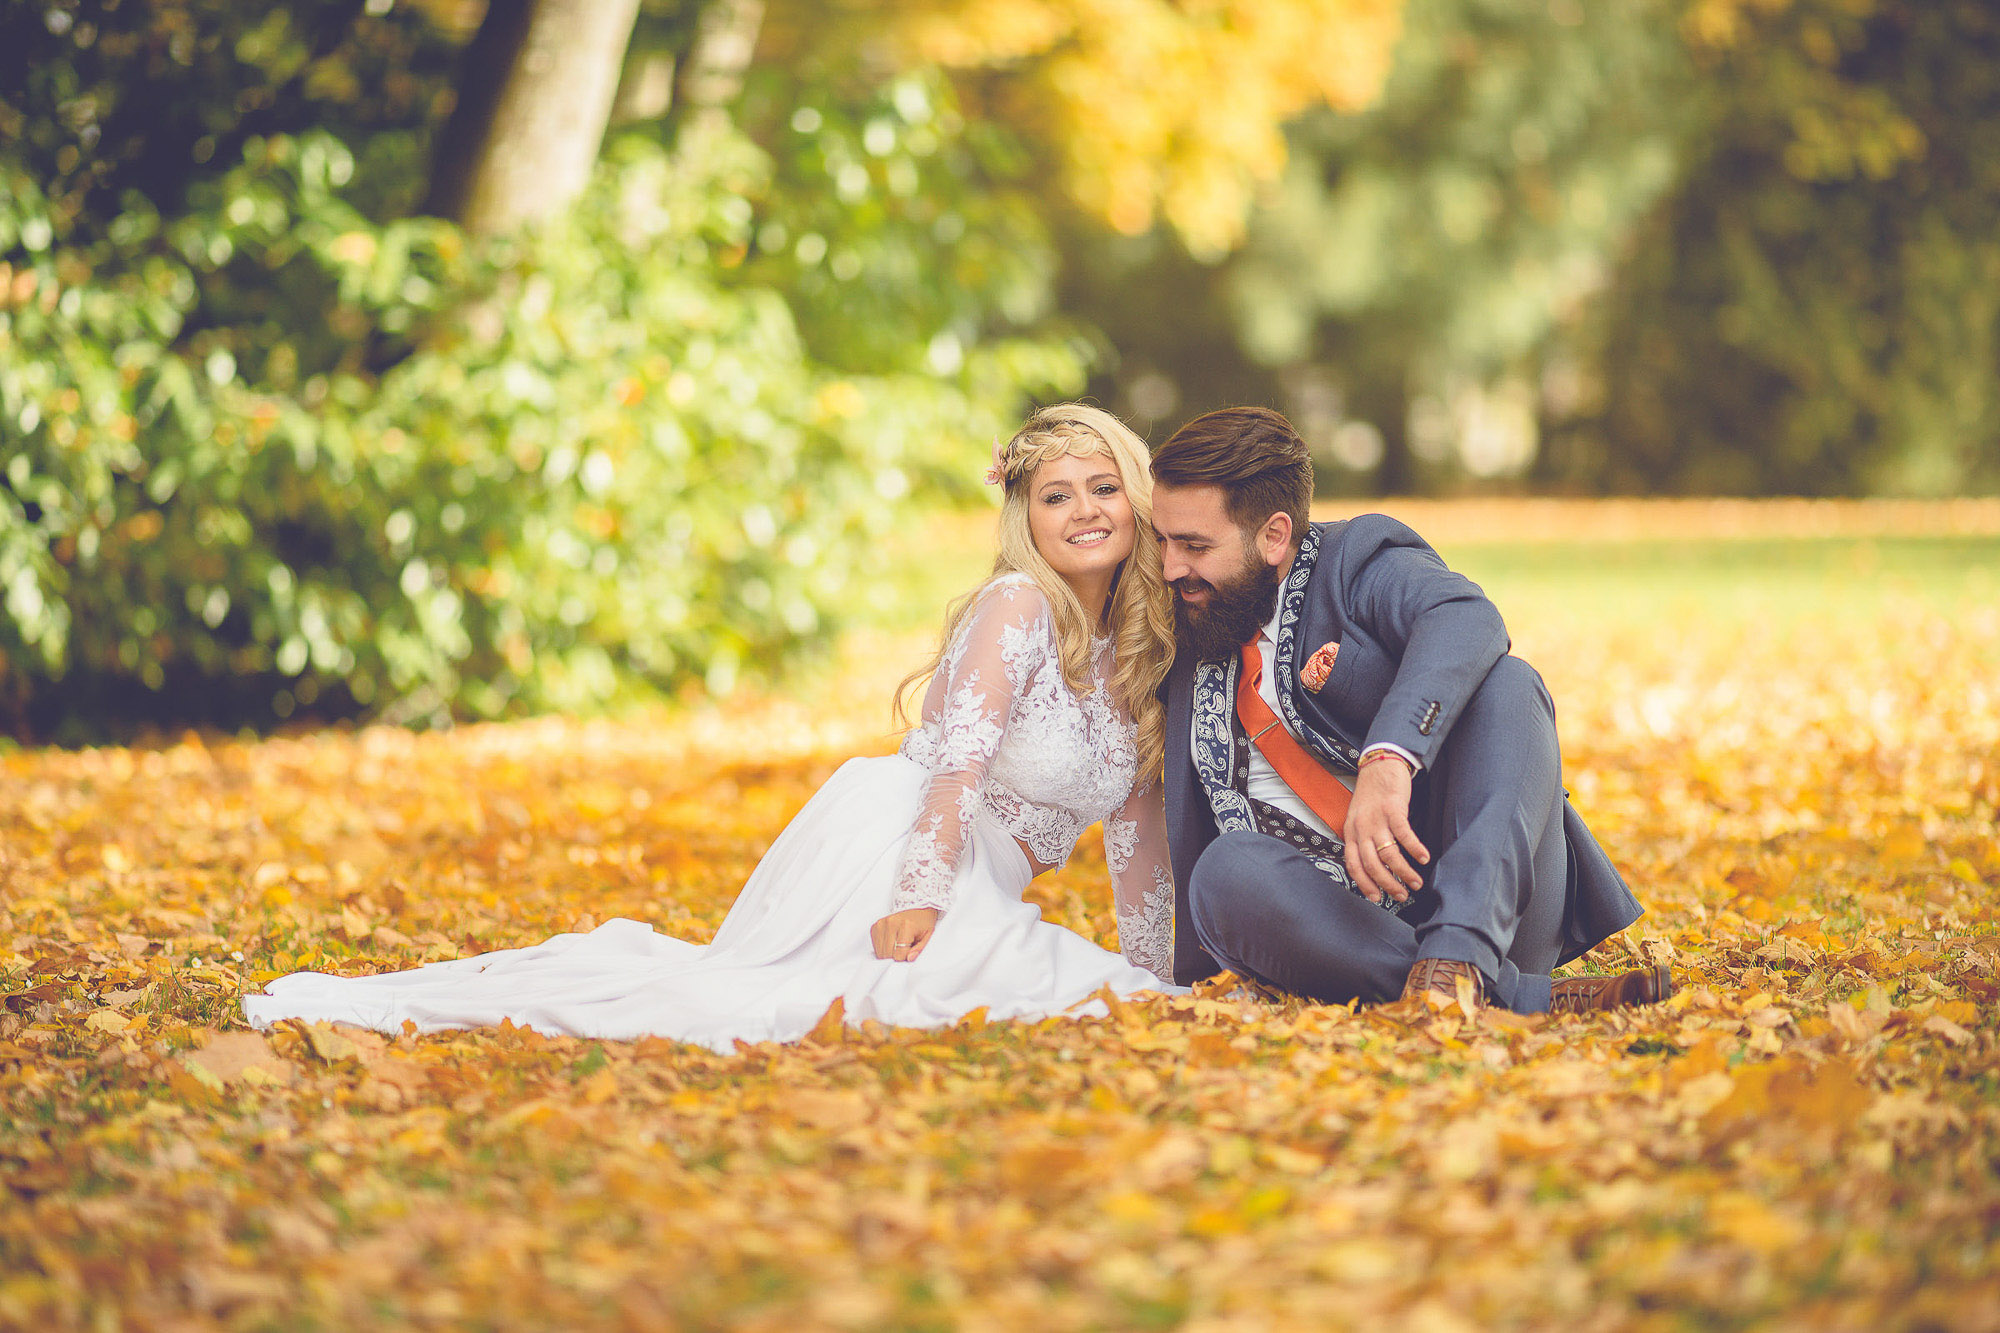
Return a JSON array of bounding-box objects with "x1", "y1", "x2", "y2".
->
[
  {"x1": 1066, "y1": 0, "x2": 2000, "y2": 497},
  {"x1": 1228, "y1": 0, "x2": 1688, "y2": 492},
  {"x1": 0, "y1": 0, "x2": 1085, "y2": 739},
  {"x1": 766, "y1": 0, "x2": 1407, "y2": 258},
  {"x1": 1553, "y1": 0, "x2": 2000, "y2": 494},
  {"x1": 1061, "y1": 0, "x2": 1690, "y2": 492},
  {"x1": 426, "y1": 0, "x2": 642, "y2": 234},
  {"x1": 672, "y1": 0, "x2": 765, "y2": 126}
]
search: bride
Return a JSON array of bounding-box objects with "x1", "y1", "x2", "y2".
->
[{"x1": 243, "y1": 405, "x2": 1182, "y2": 1050}]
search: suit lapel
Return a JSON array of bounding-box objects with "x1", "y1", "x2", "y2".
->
[
  {"x1": 1269, "y1": 522, "x2": 1320, "y2": 705},
  {"x1": 1273, "y1": 523, "x2": 1363, "y2": 772},
  {"x1": 1191, "y1": 657, "x2": 1256, "y2": 834}
]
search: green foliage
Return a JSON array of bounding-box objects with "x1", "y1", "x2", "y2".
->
[
  {"x1": 1559, "y1": 0, "x2": 2000, "y2": 495},
  {"x1": 0, "y1": 3, "x2": 1083, "y2": 740},
  {"x1": 1069, "y1": 0, "x2": 2000, "y2": 497},
  {"x1": 1062, "y1": 0, "x2": 1694, "y2": 491},
  {"x1": 736, "y1": 67, "x2": 1068, "y2": 381},
  {"x1": 1227, "y1": 0, "x2": 1692, "y2": 489},
  {"x1": 1233, "y1": 0, "x2": 1686, "y2": 378}
]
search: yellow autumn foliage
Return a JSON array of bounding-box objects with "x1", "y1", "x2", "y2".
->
[
  {"x1": 782, "y1": 0, "x2": 1405, "y2": 255},
  {"x1": 2, "y1": 499, "x2": 1997, "y2": 1330}
]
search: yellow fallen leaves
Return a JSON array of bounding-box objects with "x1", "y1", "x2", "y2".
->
[
  {"x1": 2, "y1": 506, "x2": 1998, "y2": 1331},
  {"x1": 178, "y1": 1030, "x2": 296, "y2": 1094}
]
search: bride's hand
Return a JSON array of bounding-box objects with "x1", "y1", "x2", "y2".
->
[{"x1": 870, "y1": 908, "x2": 940, "y2": 962}]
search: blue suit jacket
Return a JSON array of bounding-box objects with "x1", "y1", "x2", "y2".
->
[{"x1": 1161, "y1": 516, "x2": 1643, "y2": 985}]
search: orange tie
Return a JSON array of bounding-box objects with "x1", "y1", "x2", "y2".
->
[{"x1": 1237, "y1": 641, "x2": 1352, "y2": 832}]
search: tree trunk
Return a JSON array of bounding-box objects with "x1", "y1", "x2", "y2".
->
[
  {"x1": 1351, "y1": 370, "x2": 1415, "y2": 497},
  {"x1": 426, "y1": 0, "x2": 641, "y2": 235},
  {"x1": 674, "y1": 0, "x2": 764, "y2": 123}
]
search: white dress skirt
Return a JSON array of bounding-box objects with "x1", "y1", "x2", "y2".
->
[{"x1": 241, "y1": 755, "x2": 1176, "y2": 1052}]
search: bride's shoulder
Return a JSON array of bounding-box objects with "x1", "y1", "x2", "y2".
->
[
  {"x1": 947, "y1": 574, "x2": 1056, "y2": 666},
  {"x1": 970, "y1": 571, "x2": 1053, "y2": 620}
]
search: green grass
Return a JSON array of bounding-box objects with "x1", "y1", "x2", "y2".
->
[
  {"x1": 1444, "y1": 535, "x2": 1999, "y2": 627},
  {"x1": 880, "y1": 509, "x2": 1998, "y2": 635}
]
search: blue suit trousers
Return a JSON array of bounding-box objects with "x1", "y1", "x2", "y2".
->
[{"x1": 1186, "y1": 656, "x2": 1568, "y2": 1012}]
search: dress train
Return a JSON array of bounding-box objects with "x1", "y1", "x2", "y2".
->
[{"x1": 242, "y1": 755, "x2": 1173, "y2": 1051}]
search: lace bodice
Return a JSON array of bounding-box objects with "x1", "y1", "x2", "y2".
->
[{"x1": 893, "y1": 575, "x2": 1175, "y2": 981}]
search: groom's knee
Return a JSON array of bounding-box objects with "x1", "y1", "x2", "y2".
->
[
  {"x1": 1463, "y1": 654, "x2": 1555, "y2": 737},
  {"x1": 1432, "y1": 655, "x2": 1560, "y2": 803}
]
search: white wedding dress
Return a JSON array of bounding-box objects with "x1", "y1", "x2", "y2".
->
[{"x1": 242, "y1": 575, "x2": 1180, "y2": 1051}]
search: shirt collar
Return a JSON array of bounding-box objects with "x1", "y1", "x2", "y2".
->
[{"x1": 1258, "y1": 596, "x2": 1283, "y2": 648}]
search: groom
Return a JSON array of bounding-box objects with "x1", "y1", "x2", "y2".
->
[{"x1": 1150, "y1": 406, "x2": 1670, "y2": 1013}]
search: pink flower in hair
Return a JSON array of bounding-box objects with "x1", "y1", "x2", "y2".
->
[{"x1": 984, "y1": 437, "x2": 1008, "y2": 486}]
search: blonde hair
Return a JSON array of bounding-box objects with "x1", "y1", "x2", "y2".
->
[{"x1": 898, "y1": 404, "x2": 1175, "y2": 783}]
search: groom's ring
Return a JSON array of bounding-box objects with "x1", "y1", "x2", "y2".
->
[{"x1": 1374, "y1": 841, "x2": 1397, "y2": 853}]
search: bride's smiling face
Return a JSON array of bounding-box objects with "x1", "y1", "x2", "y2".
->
[{"x1": 1024, "y1": 451, "x2": 1137, "y2": 587}]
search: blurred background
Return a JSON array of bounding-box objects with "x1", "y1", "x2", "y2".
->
[{"x1": 3, "y1": 0, "x2": 1997, "y2": 743}]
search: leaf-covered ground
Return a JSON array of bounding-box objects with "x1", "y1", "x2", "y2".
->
[{"x1": 4, "y1": 500, "x2": 1998, "y2": 1332}]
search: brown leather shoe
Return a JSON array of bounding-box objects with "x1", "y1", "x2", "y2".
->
[
  {"x1": 1549, "y1": 963, "x2": 1676, "y2": 1015},
  {"x1": 1401, "y1": 958, "x2": 1486, "y2": 1010}
]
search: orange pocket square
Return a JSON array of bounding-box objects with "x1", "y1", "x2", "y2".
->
[{"x1": 1300, "y1": 641, "x2": 1339, "y2": 692}]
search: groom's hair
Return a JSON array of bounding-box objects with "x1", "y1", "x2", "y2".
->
[{"x1": 1151, "y1": 406, "x2": 1312, "y2": 547}]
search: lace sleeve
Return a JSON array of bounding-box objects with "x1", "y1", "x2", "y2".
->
[
  {"x1": 890, "y1": 579, "x2": 1049, "y2": 913},
  {"x1": 1103, "y1": 780, "x2": 1175, "y2": 982}
]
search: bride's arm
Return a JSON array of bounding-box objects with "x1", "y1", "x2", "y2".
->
[
  {"x1": 1104, "y1": 780, "x2": 1175, "y2": 983},
  {"x1": 877, "y1": 580, "x2": 1047, "y2": 955}
]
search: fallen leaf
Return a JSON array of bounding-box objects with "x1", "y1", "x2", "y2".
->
[
  {"x1": 805, "y1": 996, "x2": 846, "y2": 1045},
  {"x1": 183, "y1": 1031, "x2": 295, "y2": 1088},
  {"x1": 1922, "y1": 1014, "x2": 1972, "y2": 1046}
]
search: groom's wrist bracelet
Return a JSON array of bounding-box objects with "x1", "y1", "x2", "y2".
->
[{"x1": 1357, "y1": 749, "x2": 1414, "y2": 775}]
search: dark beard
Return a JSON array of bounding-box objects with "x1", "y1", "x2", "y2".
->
[{"x1": 1173, "y1": 554, "x2": 1283, "y2": 662}]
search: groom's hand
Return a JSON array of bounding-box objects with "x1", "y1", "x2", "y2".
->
[
  {"x1": 1343, "y1": 755, "x2": 1429, "y2": 904},
  {"x1": 871, "y1": 907, "x2": 940, "y2": 962}
]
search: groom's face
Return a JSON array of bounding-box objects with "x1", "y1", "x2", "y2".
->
[{"x1": 1152, "y1": 483, "x2": 1289, "y2": 660}]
